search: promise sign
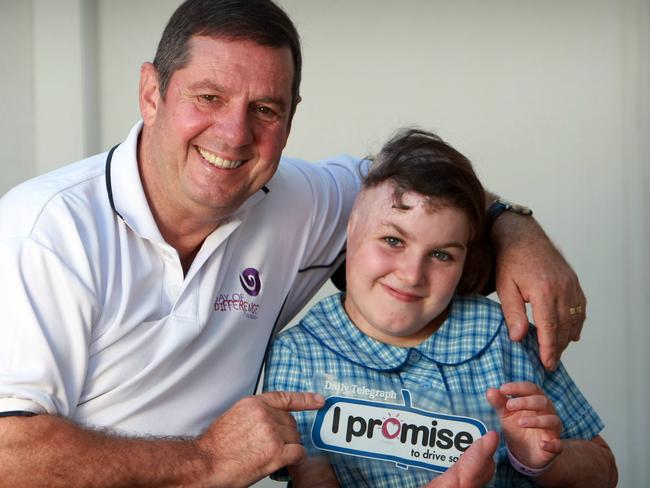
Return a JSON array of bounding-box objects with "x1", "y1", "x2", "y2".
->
[{"x1": 311, "y1": 389, "x2": 487, "y2": 472}]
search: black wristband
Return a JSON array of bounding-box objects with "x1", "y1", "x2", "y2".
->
[{"x1": 485, "y1": 198, "x2": 533, "y2": 237}]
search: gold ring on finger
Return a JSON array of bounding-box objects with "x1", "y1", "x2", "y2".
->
[{"x1": 569, "y1": 305, "x2": 583, "y2": 316}]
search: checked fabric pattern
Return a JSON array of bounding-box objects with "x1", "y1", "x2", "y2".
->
[{"x1": 264, "y1": 293, "x2": 603, "y2": 488}]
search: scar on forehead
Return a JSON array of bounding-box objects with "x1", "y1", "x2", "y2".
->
[
  {"x1": 378, "y1": 220, "x2": 410, "y2": 238},
  {"x1": 391, "y1": 203, "x2": 412, "y2": 211},
  {"x1": 391, "y1": 195, "x2": 449, "y2": 213}
]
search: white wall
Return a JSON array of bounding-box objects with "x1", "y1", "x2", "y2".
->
[
  {"x1": 0, "y1": 0, "x2": 35, "y2": 190},
  {"x1": 1, "y1": 1, "x2": 648, "y2": 486}
]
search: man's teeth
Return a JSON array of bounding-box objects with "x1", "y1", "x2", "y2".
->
[{"x1": 198, "y1": 147, "x2": 243, "y2": 169}]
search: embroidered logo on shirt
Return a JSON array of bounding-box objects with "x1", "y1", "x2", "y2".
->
[
  {"x1": 239, "y1": 267, "x2": 261, "y2": 296},
  {"x1": 213, "y1": 267, "x2": 262, "y2": 320}
]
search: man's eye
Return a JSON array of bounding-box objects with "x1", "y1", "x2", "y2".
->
[
  {"x1": 198, "y1": 95, "x2": 218, "y2": 103},
  {"x1": 431, "y1": 250, "x2": 451, "y2": 262},
  {"x1": 254, "y1": 105, "x2": 279, "y2": 120},
  {"x1": 384, "y1": 236, "x2": 403, "y2": 247}
]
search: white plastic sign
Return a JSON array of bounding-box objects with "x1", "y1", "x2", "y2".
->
[{"x1": 311, "y1": 389, "x2": 487, "y2": 473}]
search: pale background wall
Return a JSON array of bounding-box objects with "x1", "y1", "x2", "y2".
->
[{"x1": 1, "y1": 0, "x2": 648, "y2": 486}]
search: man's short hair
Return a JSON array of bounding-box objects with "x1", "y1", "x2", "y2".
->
[
  {"x1": 153, "y1": 0, "x2": 302, "y2": 115},
  {"x1": 364, "y1": 128, "x2": 490, "y2": 294}
]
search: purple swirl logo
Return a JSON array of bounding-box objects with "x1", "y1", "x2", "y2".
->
[{"x1": 239, "y1": 267, "x2": 261, "y2": 297}]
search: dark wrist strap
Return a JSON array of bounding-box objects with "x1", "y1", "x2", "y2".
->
[{"x1": 485, "y1": 198, "x2": 533, "y2": 238}]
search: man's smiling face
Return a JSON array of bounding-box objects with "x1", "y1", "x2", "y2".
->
[{"x1": 139, "y1": 35, "x2": 295, "y2": 221}]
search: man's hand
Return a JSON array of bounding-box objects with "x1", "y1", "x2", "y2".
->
[
  {"x1": 197, "y1": 391, "x2": 324, "y2": 488},
  {"x1": 492, "y1": 213, "x2": 586, "y2": 370},
  {"x1": 424, "y1": 431, "x2": 499, "y2": 488}
]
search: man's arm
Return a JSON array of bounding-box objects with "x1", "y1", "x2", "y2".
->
[
  {"x1": 0, "y1": 392, "x2": 324, "y2": 488},
  {"x1": 488, "y1": 194, "x2": 586, "y2": 370},
  {"x1": 536, "y1": 436, "x2": 618, "y2": 488},
  {"x1": 0, "y1": 414, "x2": 209, "y2": 487}
]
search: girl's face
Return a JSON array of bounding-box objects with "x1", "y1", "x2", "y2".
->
[{"x1": 344, "y1": 183, "x2": 471, "y2": 347}]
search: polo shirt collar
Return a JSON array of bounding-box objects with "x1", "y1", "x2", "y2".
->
[
  {"x1": 301, "y1": 293, "x2": 503, "y2": 370},
  {"x1": 107, "y1": 122, "x2": 163, "y2": 242}
]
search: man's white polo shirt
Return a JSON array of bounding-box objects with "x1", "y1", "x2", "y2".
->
[{"x1": 0, "y1": 122, "x2": 360, "y2": 436}]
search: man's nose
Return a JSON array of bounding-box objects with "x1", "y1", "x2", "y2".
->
[{"x1": 211, "y1": 103, "x2": 253, "y2": 148}]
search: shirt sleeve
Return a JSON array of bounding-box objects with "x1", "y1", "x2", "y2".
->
[
  {"x1": 273, "y1": 155, "x2": 364, "y2": 330},
  {"x1": 0, "y1": 237, "x2": 98, "y2": 416},
  {"x1": 520, "y1": 328, "x2": 605, "y2": 441}
]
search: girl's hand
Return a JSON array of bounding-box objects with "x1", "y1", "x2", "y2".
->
[{"x1": 487, "y1": 382, "x2": 562, "y2": 468}]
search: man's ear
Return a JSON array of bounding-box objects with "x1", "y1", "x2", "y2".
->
[{"x1": 139, "y1": 62, "x2": 161, "y2": 126}]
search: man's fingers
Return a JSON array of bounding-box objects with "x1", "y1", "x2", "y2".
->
[
  {"x1": 567, "y1": 289, "x2": 587, "y2": 343},
  {"x1": 571, "y1": 313, "x2": 585, "y2": 342},
  {"x1": 497, "y1": 278, "x2": 530, "y2": 342},
  {"x1": 272, "y1": 411, "x2": 299, "y2": 429},
  {"x1": 262, "y1": 404, "x2": 301, "y2": 430},
  {"x1": 274, "y1": 422, "x2": 302, "y2": 444},
  {"x1": 554, "y1": 300, "x2": 575, "y2": 357},
  {"x1": 560, "y1": 295, "x2": 585, "y2": 345},
  {"x1": 457, "y1": 431, "x2": 499, "y2": 481},
  {"x1": 563, "y1": 270, "x2": 587, "y2": 344},
  {"x1": 278, "y1": 442, "x2": 308, "y2": 468},
  {"x1": 430, "y1": 431, "x2": 499, "y2": 488},
  {"x1": 261, "y1": 391, "x2": 325, "y2": 412},
  {"x1": 528, "y1": 293, "x2": 560, "y2": 371},
  {"x1": 545, "y1": 289, "x2": 586, "y2": 364},
  {"x1": 476, "y1": 431, "x2": 500, "y2": 457},
  {"x1": 462, "y1": 431, "x2": 499, "y2": 463}
]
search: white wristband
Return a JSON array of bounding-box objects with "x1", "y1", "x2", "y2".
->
[{"x1": 506, "y1": 446, "x2": 554, "y2": 477}]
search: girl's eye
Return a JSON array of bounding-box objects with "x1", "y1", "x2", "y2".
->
[
  {"x1": 431, "y1": 250, "x2": 451, "y2": 262},
  {"x1": 384, "y1": 236, "x2": 403, "y2": 247}
]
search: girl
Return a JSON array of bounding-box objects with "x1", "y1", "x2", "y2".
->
[{"x1": 264, "y1": 128, "x2": 616, "y2": 488}]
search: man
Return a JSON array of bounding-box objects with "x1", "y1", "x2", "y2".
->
[{"x1": 0, "y1": 0, "x2": 585, "y2": 486}]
